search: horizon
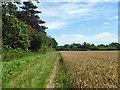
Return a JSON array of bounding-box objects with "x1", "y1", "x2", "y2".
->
[{"x1": 57, "y1": 41, "x2": 119, "y2": 46}]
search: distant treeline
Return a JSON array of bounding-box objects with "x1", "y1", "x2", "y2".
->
[{"x1": 56, "y1": 42, "x2": 120, "y2": 51}]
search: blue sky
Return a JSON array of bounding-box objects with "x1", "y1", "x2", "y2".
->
[{"x1": 32, "y1": 1, "x2": 119, "y2": 45}]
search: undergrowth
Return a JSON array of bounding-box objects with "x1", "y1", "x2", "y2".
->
[
  {"x1": 2, "y1": 52, "x2": 58, "y2": 88},
  {"x1": 2, "y1": 47, "x2": 55, "y2": 62},
  {"x1": 2, "y1": 48, "x2": 33, "y2": 62},
  {"x1": 54, "y1": 53, "x2": 72, "y2": 88}
]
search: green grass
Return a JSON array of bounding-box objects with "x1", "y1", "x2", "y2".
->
[
  {"x1": 54, "y1": 53, "x2": 71, "y2": 88},
  {"x1": 2, "y1": 51, "x2": 59, "y2": 88}
]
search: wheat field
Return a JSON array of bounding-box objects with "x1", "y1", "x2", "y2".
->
[{"x1": 60, "y1": 51, "x2": 119, "y2": 88}]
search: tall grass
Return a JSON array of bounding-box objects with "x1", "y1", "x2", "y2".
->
[
  {"x1": 54, "y1": 53, "x2": 72, "y2": 88},
  {"x1": 2, "y1": 51, "x2": 58, "y2": 88}
]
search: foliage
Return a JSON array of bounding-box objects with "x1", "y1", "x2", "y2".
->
[
  {"x1": 2, "y1": 1, "x2": 58, "y2": 88},
  {"x1": 2, "y1": 52, "x2": 58, "y2": 88},
  {"x1": 2, "y1": 2, "x2": 17, "y2": 16},
  {"x1": 56, "y1": 42, "x2": 120, "y2": 51},
  {"x1": 20, "y1": 2, "x2": 41, "y2": 18},
  {"x1": 2, "y1": 2, "x2": 58, "y2": 62},
  {"x1": 2, "y1": 48, "x2": 33, "y2": 62},
  {"x1": 16, "y1": 11, "x2": 42, "y2": 32},
  {"x1": 29, "y1": 31, "x2": 57, "y2": 52},
  {"x1": 51, "y1": 38, "x2": 58, "y2": 48},
  {"x1": 2, "y1": 2, "x2": 30, "y2": 50},
  {"x1": 54, "y1": 53, "x2": 71, "y2": 88},
  {"x1": 20, "y1": 2, "x2": 47, "y2": 31}
]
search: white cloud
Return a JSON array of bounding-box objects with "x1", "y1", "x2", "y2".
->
[
  {"x1": 45, "y1": 21, "x2": 67, "y2": 29},
  {"x1": 39, "y1": 2, "x2": 97, "y2": 20},
  {"x1": 36, "y1": 2, "x2": 117, "y2": 30},
  {"x1": 104, "y1": 22, "x2": 108, "y2": 24},
  {"x1": 113, "y1": 16, "x2": 118, "y2": 19},
  {"x1": 55, "y1": 32, "x2": 118, "y2": 45},
  {"x1": 92, "y1": 32, "x2": 113, "y2": 38},
  {"x1": 107, "y1": 16, "x2": 118, "y2": 20},
  {"x1": 61, "y1": 34, "x2": 85, "y2": 38},
  {"x1": 37, "y1": 2, "x2": 99, "y2": 29}
]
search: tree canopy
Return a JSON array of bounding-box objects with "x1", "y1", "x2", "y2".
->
[{"x1": 2, "y1": 2, "x2": 58, "y2": 53}]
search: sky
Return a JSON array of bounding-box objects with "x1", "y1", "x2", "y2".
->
[{"x1": 31, "y1": 0, "x2": 119, "y2": 46}]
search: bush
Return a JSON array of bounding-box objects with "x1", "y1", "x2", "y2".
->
[
  {"x1": 2, "y1": 48, "x2": 32, "y2": 62},
  {"x1": 2, "y1": 15, "x2": 30, "y2": 50}
]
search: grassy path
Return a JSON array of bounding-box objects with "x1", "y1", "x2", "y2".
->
[
  {"x1": 2, "y1": 52, "x2": 59, "y2": 88},
  {"x1": 46, "y1": 56, "x2": 59, "y2": 88}
]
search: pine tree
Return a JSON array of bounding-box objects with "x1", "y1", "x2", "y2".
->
[{"x1": 20, "y1": 2, "x2": 47, "y2": 30}]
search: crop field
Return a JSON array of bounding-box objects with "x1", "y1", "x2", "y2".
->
[{"x1": 60, "y1": 51, "x2": 119, "y2": 88}]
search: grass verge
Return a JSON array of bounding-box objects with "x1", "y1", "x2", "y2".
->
[
  {"x1": 54, "y1": 53, "x2": 72, "y2": 88},
  {"x1": 2, "y1": 51, "x2": 58, "y2": 88}
]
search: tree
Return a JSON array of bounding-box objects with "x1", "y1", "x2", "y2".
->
[
  {"x1": 82, "y1": 42, "x2": 90, "y2": 51},
  {"x1": 2, "y1": 1, "x2": 58, "y2": 57},
  {"x1": 16, "y1": 11, "x2": 42, "y2": 32},
  {"x1": 89, "y1": 44, "x2": 98, "y2": 50},
  {"x1": 20, "y1": 2, "x2": 41, "y2": 17},
  {"x1": 64, "y1": 44, "x2": 70, "y2": 51},
  {"x1": 70, "y1": 44, "x2": 77, "y2": 51},
  {"x1": 51, "y1": 38, "x2": 58, "y2": 48},
  {"x1": 20, "y1": 2, "x2": 47, "y2": 31},
  {"x1": 2, "y1": 2, "x2": 17, "y2": 16},
  {"x1": 2, "y1": 2, "x2": 30, "y2": 50}
]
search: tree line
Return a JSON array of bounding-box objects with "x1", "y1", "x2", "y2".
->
[
  {"x1": 56, "y1": 42, "x2": 120, "y2": 51},
  {"x1": 2, "y1": 2, "x2": 58, "y2": 61},
  {"x1": 2, "y1": 2, "x2": 58, "y2": 51}
]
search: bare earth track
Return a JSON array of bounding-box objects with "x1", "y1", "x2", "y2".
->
[{"x1": 46, "y1": 57, "x2": 59, "y2": 88}]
